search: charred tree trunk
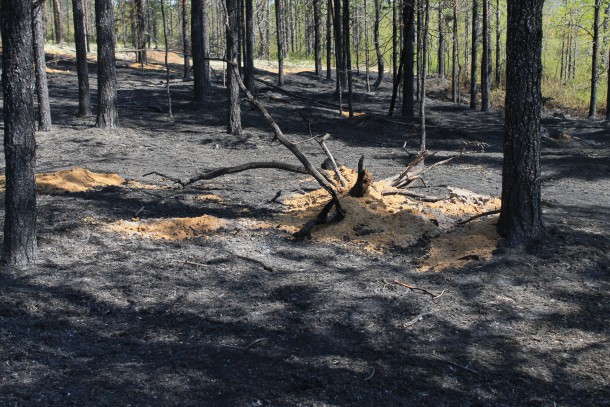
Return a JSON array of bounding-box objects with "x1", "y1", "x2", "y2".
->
[
  {"x1": 182, "y1": 0, "x2": 190, "y2": 79},
  {"x1": 192, "y1": 0, "x2": 210, "y2": 103},
  {"x1": 314, "y1": 0, "x2": 322, "y2": 77},
  {"x1": 470, "y1": 0, "x2": 478, "y2": 109},
  {"x1": 372, "y1": 0, "x2": 384, "y2": 88},
  {"x1": 402, "y1": 0, "x2": 416, "y2": 121},
  {"x1": 494, "y1": 0, "x2": 501, "y2": 86},
  {"x1": 392, "y1": 0, "x2": 397, "y2": 86},
  {"x1": 72, "y1": 0, "x2": 92, "y2": 116},
  {"x1": 333, "y1": 0, "x2": 345, "y2": 93},
  {"x1": 52, "y1": 0, "x2": 63, "y2": 46},
  {"x1": 498, "y1": 0, "x2": 544, "y2": 244},
  {"x1": 275, "y1": 0, "x2": 284, "y2": 86},
  {"x1": 481, "y1": 0, "x2": 491, "y2": 111},
  {"x1": 135, "y1": 0, "x2": 147, "y2": 65},
  {"x1": 326, "y1": 0, "x2": 332, "y2": 79},
  {"x1": 438, "y1": 0, "x2": 445, "y2": 79},
  {"x1": 32, "y1": 2, "x2": 52, "y2": 131},
  {"x1": 245, "y1": 0, "x2": 255, "y2": 91},
  {"x1": 452, "y1": 0, "x2": 459, "y2": 102},
  {"x1": 589, "y1": 0, "x2": 601, "y2": 119},
  {"x1": 419, "y1": 0, "x2": 430, "y2": 151},
  {"x1": 226, "y1": 0, "x2": 243, "y2": 134},
  {"x1": 0, "y1": 0, "x2": 38, "y2": 268},
  {"x1": 160, "y1": 0, "x2": 172, "y2": 117},
  {"x1": 95, "y1": 0, "x2": 119, "y2": 128},
  {"x1": 343, "y1": 0, "x2": 353, "y2": 116}
]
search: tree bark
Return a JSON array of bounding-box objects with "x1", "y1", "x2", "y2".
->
[
  {"x1": 52, "y1": 0, "x2": 63, "y2": 46},
  {"x1": 402, "y1": 0, "x2": 416, "y2": 121},
  {"x1": 452, "y1": 0, "x2": 459, "y2": 102},
  {"x1": 72, "y1": 0, "x2": 92, "y2": 116},
  {"x1": 494, "y1": 0, "x2": 501, "y2": 86},
  {"x1": 326, "y1": 0, "x2": 332, "y2": 80},
  {"x1": 438, "y1": 0, "x2": 445, "y2": 79},
  {"x1": 32, "y1": 2, "x2": 52, "y2": 131},
  {"x1": 588, "y1": 0, "x2": 601, "y2": 119},
  {"x1": 314, "y1": 0, "x2": 322, "y2": 76},
  {"x1": 419, "y1": 0, "x2": 430, "y2": 151},
  {"x1": 95, "y1": 0, "x2": 119, "y2": 128},
  {"x1": 0, "y1": 0, "x2": 38, "y2": 268},
  {"x1": 182, "y1": 0, "x2": 190, "y2": 79},
  {"x1": 226, "y1": 0, "x2": 243, "y2": 134},
  {"x1": 333, "y1": 0, "x2": 345, "y2": 92},
  {"x1": 481, "y1": 0, "x2": 491, "y2": 111},
  {"x1": 470, "y1": 0, "x2": 478, "y2": 109},
  {"x1": 192, "y1": 0, "x2": 210, "y2": 103},
  {"x1": 135, "y1": 0, "x2": 147, "y2": 64},
  {"x1": 245, "y1": 0, "x2": 255, "y2": 91},
  {"x1": 372, "y1": 0, "x2": 384, "y2": 88},
  {"x1": 498, "y1": 0, "x2": 544, "y2": 244},
  {"x1": 275, "y1": 0, "x2": 284, "y2": 85}
]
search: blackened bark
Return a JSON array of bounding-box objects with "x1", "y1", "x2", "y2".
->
[
  {"x1": 481, "y1": 0, "x2": 491, "y2": 111},
  {"x1": 182, "y1": 0, "x2": 190, "y2": 79},
  {"x1": 275, "y1": 0, "x2": 284, "y2": 86},
  {"x1": 95, "y1": 0, "x2": 119, "y2": 128},
  {"x1": 0, "y1": 0, "x2": 38, "y2": 268},
  {"x1": 498, "y1": 0, "x2": 544, "y2": 244},
  {"x1": 202, "y1": 0, "x2": 210, "y2": 94},
  {"x1": 589, "y1": 0, "x2": 601, "y2": 119},
  {"x1": 452, "y1": 0, "x2": 458, "y2": 102},
  {"x1": 607, "y1": 48, "x2": 610, "y2": 120},
  {"x1": 72, "y1": 0, "x2": 92, "y2": 116},
  {"x1": 494, "y1": 0, "x2": 501, "y2": 86},
  {"x1": 343, "y1": 0, "x2": 353, "y2": 116},
  {"x1": 392, "y1": 0, "x2": 397, "y2": 86},
  {"x1": 52, "y1": 0, "x2": 63, "y2": 46},
  {"x1": 419, "y1": 0, "x2": 430, "y2": 151},
  {"x1": 372, "y1": 0, "x2": 384, "y2": 88},
  {"x1": 402, "y1": 0, "x2": 415, "y2": 121},
  {"x1": 438, "y1": 0, "x2": 445, "y2": 79},
  {"x1": 470, "y1": 0, "x2": 478, "y2": 109},
  {"x1": 32, "y1": 2, "x2": 52, "y2": 131},
  {"x1": 245, "y1": 0, "x2": 255, "y2": 91},
  {"x1": 226, "y1": 0, "x2": 242, "y2": 134},
  {"x1": 333, "y1": 0, "x2": 345, "y2": 92},
  {"x1": 192, "y1": 0, "x2": 209, "y2": 103},
  {"x1": 314, "y1": 0, "x2": 322, "y2": 77},
  {"x1": 135, "y1": 0, "x2": 147, "y2": 64}
]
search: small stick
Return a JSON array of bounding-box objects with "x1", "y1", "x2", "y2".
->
[
  {"x1": 393, "y1": 279, "x2": 445, "y2": 299},
  {"x1": 457, "y1": 209, "x2": 500, "y2": 225},
  {"x1": 382, "y1": 191, "x2": 446, "y2": 202},
  {"x1": 134, "y1": 206, "x2": 146, "y2": 217},
  {"x1": 364, "y1": 368, "x2": 375, "y2": 381},
  {"x1": 317, "y1": 135, "x2": 347, "y2": 187},
  {"x1": 242, "y1": 338, "x2": 267, "y2": 349},
  {"x1": 434, "y1": 355, "x2": 480, "y2": 375}
]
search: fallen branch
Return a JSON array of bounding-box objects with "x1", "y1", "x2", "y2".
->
[
  {"x1": 457, "y1": 209, "x2": 500, "y2": 225},
  {"x1": 382, "y1": 191, "x2": 447, "y2": 202},
  {"x1": 433, "y1": 355, "x2": 480, "y2": 375},
  {"x1": 393, "y1": 279, "x2": 445, "y2": 299},
  {"x1": 391, "y1": 150, "x2": 431, "y2": 187},
  {"x1": 317, "y1": 134, "x2": 347, "y2": 187},
  {"x1": 255, "y1": 77, "x2": 341, "y2": 110},
  {"x1": 293, "y1": 198, "x2": 345, "y2": 239}
]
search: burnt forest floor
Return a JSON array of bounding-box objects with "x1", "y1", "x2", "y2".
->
[{"x1": 0, "y1": 54, "x2": 609, "y2": 406}]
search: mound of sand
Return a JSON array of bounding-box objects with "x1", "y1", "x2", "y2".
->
[
  {"x1": 106, "y1": 215, "x2": 224, "y2": 241},
  {"x1": 0, "y1": 167, "x2": 125, "y2": 194}
]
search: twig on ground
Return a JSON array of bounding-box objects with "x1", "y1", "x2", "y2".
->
[
  {"x1": 433, "y1": 355, "x2": 480, "y2": 375},
  {"x1": 457, "y1": 209, "x2": 501, "y2": 225},
  {"x1": 382, "y1": 191, "x2": 446, "y2": 202},
  {"x1": 242, "y1": 338, "x2": 267, "y2": 349},
  {"x1": 364, "y1": 368, "x2": 376, "y2": 381},
  {"x1": 392, "y1": 279, "x2": 445, "y2": 299}
]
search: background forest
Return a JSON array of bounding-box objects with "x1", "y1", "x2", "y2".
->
[{"x1": 36, "y1": 0, "x2": 610, "y2": 117}]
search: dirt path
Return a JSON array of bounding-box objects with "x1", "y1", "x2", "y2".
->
[{"x1": 0, "y1": 55, "x2": 608, "y2": 406}]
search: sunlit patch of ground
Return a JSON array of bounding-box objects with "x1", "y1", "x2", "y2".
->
[
  {"x1": 105, "y1": 215, "x2": 224, "y2": 240},
  {"x1": 0, "y1": 167, "x2": 125, "y2": 194}
]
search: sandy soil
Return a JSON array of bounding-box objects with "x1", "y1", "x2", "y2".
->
[{"x1": 0, "y1": 52, "x2": 609, "y2": 406}]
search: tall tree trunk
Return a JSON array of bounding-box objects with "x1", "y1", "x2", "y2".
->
[
  {"x1": 32, "y1": 2, "x2": 52, "y2": 131},
  {"x1": 52, "y1": 0, "x2": 63, "y2": 46},
  {"x1": 226, "y1": 0, "x2": 243, "y2": 134},
  {"x1": 438, "y1": 0, "x2": 445, "y2": 79},
  {"x1": 275, "y1": 0, "x2": 284, "y2": 85},
  {"x1": 192, "y1": 0, "x2": 209, "y2": 103},
  {"x1": 372, "y1": 0, "x2": 384, "y2": 88},
  {"x1": 73, "y1": 0, "x2": 92, "y2": 116},
  {"x1": 419, "y1": 0, "x2": 430, "y2": 151},
  {"x1": 333, "y1": 0, "x2": 345, "y2": 93},
  {"x1": 135, "y1": 0, "x2": 147, "y2": 64},
  {"x1": 160, "y1": 0, "x2": 173, "y2": 117},
  {"x1": 589, "y1": 0, "x2": 601, "y2": 119},
  {"x1": 0, "y1": 0, "x2": 38, "y2": 268},
  {"x1": 470, "y1": 0, "x2": 479, "y2": 109},
  {"x1": 498, "y1": 0, "x2": 544, "y2": 244},
  {"x1": 481, "y1": 0, "x2": 491, "y2": 111},
  {"x1": 343, "y1": 0, "x2": 353, "y2": 116},
  {"x1": 494, "y1": 0, "x2": 501, "y2": 86},
  {"x1": 182, "y1": 0, "x2": 190, "y2": 79},
  {"x1": 402, "y1": 0, "x2": 416, "y2": 120},
  {"x1": 95, "y1": 0, "x2": 119, "y2": 128},
  {"x1": 314, "y1": 0, "x2": 322, "y2": 76},
  {"x1": 364, "y1": 0, "x2": 370, "y2": 92},
  {"x1": 245, "y1": 0, "x2": 255, "y2": 91},
  {"x1": 392, "y1": 0, "x2": 397, "y2": 86},
  {"x1": 452, "y1": 0, "x2": 459, "y2": 102},
  {"x1": 84, "y1": 0, "x2": 91, "y2": 52},
  {"x1": 326, "y1": 0, "x2": 332, "y2": 80}
]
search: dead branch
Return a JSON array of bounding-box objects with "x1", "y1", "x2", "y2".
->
[
  {"x1": 317, "y1": 134, "x2": 347, "y2": 187},
  {"x1": 391, "y1": 150, "x2": 430, "y2": 187},
  {"x1": 382, "y1": 191, "x2": 447, "y2": 202},
  {"x1": 393, "y1": 279, "x2": 445, "y2": 299},
  {"x1": 349, "y1": 156, "x2": 372, "y2": 197},
  {"x1": 293, "y1": 198, "x2": 345, "y2": 239},
  {"x1": 395, "y1": 175, "x2": 428, "y2": 189},
  {"x1": 457, "y1": 209, "x2": 501, "y2": 225}
]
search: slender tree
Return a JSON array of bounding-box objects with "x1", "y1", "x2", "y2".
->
[
  {"x1": 0, "y1": 0, "x2": 38, "y2": 268},
  {"x1": 438, "y1": 0, "x2": 445, "y2": 79},
  {"x1": 182, "y1": 0, "x2": 190, "y2": 79},
  {"x1": 32, "y1": 1, "x2": 52, "y2": 131},
  {"x1": 192, "y1": 0, "x2": 210, "y2": 103},
  {"x1": 245, "y1": 0, "x2": 255, "y2": 91},
  {"x1": 589, "y1": 0, "x2": 601, "y2": 119},
  {"x1": 314, "y1": 0, "x2": 322, "y2": 76},
  {"x1": 95, "y1": 0, "x2": 119, "y2": 128},
  {"x1": 52, "y1": 0, "x2": 63, "y2": 46},
  {"x1": 135, "y1": 0, "x2": 147, "y2": 64},
  {"x1": 452, "y1": 0, "x2": 459, "y2": 102},
  {"x1": 226, "y1": 0, "x2": 243, "y2": 134},
  {"x1": 372, "y1": 0, "x2": 384, "y2": 88},
  {"x1": 495, "y1": 0, "x2": 501, "y2": 86},
  {"x1": 72, "y1": 0, "x2": 92, "y2": 116},
  {"x1": 498, "y1": 0, "x2": 545, "y2": 244},
  {"x1": 481, "y1": 0, "x2": 491, "y2": 111},
  {"x1": 420, "y1": 0, "x2": 430, "y2": 151},
  {"x1": 160, "y1": 0, "x2": 173, "y2": 117},
  {"x1": 470, "y1": 0, "x2": 479, "y2": 109},
  {"x1": 326, "y1": 0, "x2": 332, "y2": 79},
  {"x1": 343, "y1": 0, "x2": 353, "y2": 116},
  {"x1": 402, "y1": 0, "x2": 416, "y2": 121},
  {"x1": 275, "y1": 0, "x2": 284, "y2": 85}
]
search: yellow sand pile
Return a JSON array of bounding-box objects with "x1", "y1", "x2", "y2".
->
[
  {"x1": 274, "y1": 167, "x2": 501, "y2": 271},
  {"x1": 0, "y1": 167, "x2": 125, "y2": 194},
  {"x1": 106, "y1": 215, "x2": 224, "y2": 240}
]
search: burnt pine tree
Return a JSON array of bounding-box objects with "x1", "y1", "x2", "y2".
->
[
  {"x1": 275, "y1": 0, "x2": 284, "y2": 86},
  {"x1": 182, "y1": 0, "x2": 190, "y2": 79},
  {"x1": 1, "y1": 0, "x2": 38, "y2": 268},
  {"x1": 135, "y1": 0, "x2": 147, "y2": 65},
  {"x1": 402, "y1": 0, "x2": 416, "y2": 121},
  {"x1": 192, "y1": 0, "x2": 206, "y2": 102},
  {"x1": 326, "y1": 0, "x2": 332, "y2": 80},
  {"x1": 498, "y1": 0, "x2": 545, "y2": 244},
  {"x1": 72, "y1": 0, "x2": 92, "y2": 116},
  {"x1": 95, "y1": 0, "x2": 119, "y2": 128},
  {"x1": 470, "y1": 0, "x2": 479, "y2": 109},
  {"x1": 372, "y1": 0, "x2": 384, "y2": 88},
  {"x1": 481, "y1": 0, "x2": 491, "y2": 111},
  {"x1": 245, "y1": 0, "x2": 255, "y2": 91},
  {"x1": 226, "y1": 0, "x2": 242, "y2": 134},
  {"x1": 52, "y1": 0, "x2": 63, "y2": 46},
  {"x1": 314, "y1": 0, "x2": 322, "y2": 77},
  {"x1": 588, "y1": 0, "x2": 601, "y2": 119},
  {"x1": 32, "y1": 1, "x2": 52, "y2": 131}
]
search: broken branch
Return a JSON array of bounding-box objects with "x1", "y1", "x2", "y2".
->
[
  {"x1": 457, "y1": 209, "x2": 501, "y2": 225},
  {"x1": 393, "y1": 279, "x2": 445, "y2": 299}
]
